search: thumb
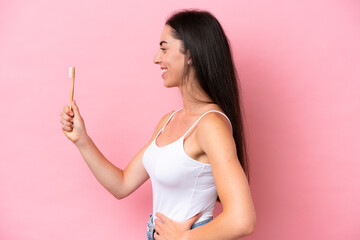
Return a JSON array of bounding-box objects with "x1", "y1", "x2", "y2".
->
[
  {"x1": 185, "y1": 213, "x2": 202, "y2": 228},
  {"x1": 71, "y1": 100, "x2": 81, "y2": 117}
]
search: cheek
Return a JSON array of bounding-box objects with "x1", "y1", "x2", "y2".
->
[
  {"x1": 163, "y1": 52, "x2": 185, "y2": 75},
  {"x1": 169, "y1": 57, "x2": 181, "y2": 71},
  {"x1": 163, "y1": 53, "x2": 173, "y2": 66}
]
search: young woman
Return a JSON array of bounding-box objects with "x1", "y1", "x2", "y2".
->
[{"x1": 60, "y1": 10, "x2": 256, "y2": 240}]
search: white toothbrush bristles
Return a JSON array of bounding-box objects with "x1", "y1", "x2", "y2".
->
[{"x1": 69, "y1": 67, "x2": 74, "y2": 79}]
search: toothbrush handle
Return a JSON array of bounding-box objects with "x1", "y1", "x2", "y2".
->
[{"x1": 70, "y1": 71, "x2": 75, "y2": 111}]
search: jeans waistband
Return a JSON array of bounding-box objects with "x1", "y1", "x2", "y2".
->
[{"x1": 146, "y1": 214, "x2": 213, "y2": 239}]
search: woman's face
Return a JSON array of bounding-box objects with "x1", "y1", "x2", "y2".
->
[{"x1": 153, "y1": 25, "x2": 186, "y2": 88}]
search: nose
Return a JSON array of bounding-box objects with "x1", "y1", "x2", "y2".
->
[{"x1": 153, "y1": 49, "x2": 161, "y2": 64}]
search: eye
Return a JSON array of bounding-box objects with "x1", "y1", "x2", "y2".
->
[{"x1": 160, "y1": 48, "x2": 167, "y2": 52}]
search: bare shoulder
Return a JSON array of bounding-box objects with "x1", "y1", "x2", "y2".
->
[
  {"x1": 197, "y1": 111, "x2": 232, "y2": 137},
  {"x1": 149, "y1": 110, "x2": 176, "y2": 138},
  {"x1": 158, "y1": 110, "x2": 176, "y2": 128},
  {"x1": 196, "y1": 112, "x2": 235, "y2": 158}
]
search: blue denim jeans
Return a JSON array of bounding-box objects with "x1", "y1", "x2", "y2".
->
[{"x1": 146, "y1": 214, "x2": 212, "y2": 240}]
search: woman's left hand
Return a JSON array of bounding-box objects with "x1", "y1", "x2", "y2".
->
[{"x1": 153, "y1": 212, "x2": 201, "y2": 240}]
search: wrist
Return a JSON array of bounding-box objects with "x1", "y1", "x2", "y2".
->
[{"x1": 74, "y1": 133, "x2": 91, "y2": 148}]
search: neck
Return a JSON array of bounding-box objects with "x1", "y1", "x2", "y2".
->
[{"x1": 179, "y1": 82, "x2": 214, "y2": 116}]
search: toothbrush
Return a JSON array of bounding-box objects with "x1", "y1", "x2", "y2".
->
[{"x1": 69, "y1": 66, "x2": 75, "y2": 111}]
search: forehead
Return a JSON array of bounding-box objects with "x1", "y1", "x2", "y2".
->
[
  {"x1": 159, "y1": 25, "x2": 184, "y2": 53},
  {"x1": 160, "y1": 25, "x2": 175, "y2": 43}
]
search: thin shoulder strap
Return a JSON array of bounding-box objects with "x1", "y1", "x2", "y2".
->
[
  {"x1": 160, "y1": 108, "x2": 183, "y2": 131},
  {"x1": 182, "y1": 110, "x2": 232, "y2": 138}
]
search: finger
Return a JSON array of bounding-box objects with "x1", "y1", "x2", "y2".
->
[
  {"x1": 154, "y1": 218, "x2": 164, "y2": 229},
  {"x1": 156, "y1": 212, "x2": 170, "y2": 223},
  {"x1": 63, "y1": 106, "x2": 74, "y2": 117},
  {"x1": 62, "y1": 124, "x2": 73, "y2": 132},
  {"x1": 186, "y1": 212, "x2": 202, "y2": 226},
  {"x1": 154, "y1": 224, "x2": 161, "y2": 233},
  {"x1": 60, "y1": 119, "x2": 73, "y2": 128},
  {"x1": 61, "y1": 111, "x2": 73, "y2": 122},
  {"x1": 153, "y1": 231, "x2": 161, "y2": 240},
  {"x1": 71, "y1": 100, "x2": 80, "y2": 116}
]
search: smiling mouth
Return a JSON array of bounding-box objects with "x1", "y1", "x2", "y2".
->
[{"x1": 161, "y1": 69, "x2": 168, "y2": 73}]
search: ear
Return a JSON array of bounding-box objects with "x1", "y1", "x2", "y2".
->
[{"x1": 185, "y1": 50, "x2": 192, "y2": 65}]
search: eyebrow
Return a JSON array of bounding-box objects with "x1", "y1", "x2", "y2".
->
[{"x1": 159, "y1": 41, "x2": 168, "y2": 46}]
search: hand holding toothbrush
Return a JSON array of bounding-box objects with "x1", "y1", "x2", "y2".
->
[
  {"x1": 60, "y1": 100, "x2": 87, "y2": 144},
  {"x1": 60, "y1": 67, "x2": 88, "y2": 144}
]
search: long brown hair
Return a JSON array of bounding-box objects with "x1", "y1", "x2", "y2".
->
[{"x1": 166, "y1": 10, "x2": 250, "y2": 180}]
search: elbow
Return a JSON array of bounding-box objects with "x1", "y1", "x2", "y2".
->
[
  {"x1": 244, "y1": 218, "x2": 256, "y2": 237},
  {"x1": 112, "y1": 190, "x2": 129, "y2": 200},
  {"x1": 113, "y1": 193, "x2": 124, "y2": 200},
  {"x1": 233, "y1": 221, "x2": 255, "y2": 238},
  {"x1": 241, "y1": 221, "x2": 255, "y2": 236},
  {"x1": 113, "y1": 192, "x2": 128, "y2": 200},
  {"x1": 233, "y1": 214, "x2": 256, "y2": 237}
]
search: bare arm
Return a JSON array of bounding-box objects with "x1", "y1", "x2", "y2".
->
[
  {"x1": 186, "y1": 114, "x2": 256, "y2": 239},
  {"x1": 73, "y1": 134, "x2": 149, "y2": 199},
  {"x1": 153, "y1": 113, "x2": 256, "y2": 239},
  {"x1": 60, "y1": 100, "x2": 173, "y2": 199}
]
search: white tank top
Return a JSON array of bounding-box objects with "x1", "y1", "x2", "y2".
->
[{"x1": 142, "y1": 109, "x2": 232, "y2": 224}]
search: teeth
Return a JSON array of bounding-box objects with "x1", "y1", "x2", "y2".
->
[{"x1": 161, "y1": 69, "x2": 168, "y2": 73}]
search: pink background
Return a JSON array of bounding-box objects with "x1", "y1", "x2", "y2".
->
[{"x1": 1, "y1": 0, "x2": 359, "y2": 239}]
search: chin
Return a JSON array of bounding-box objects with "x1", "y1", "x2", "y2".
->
[
  {"x1": 163, "y1": 79, "x2": 180, "y2": 88},
  {"x1": 163, "y1": 82, "x2": 178, "y2": 88}
]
